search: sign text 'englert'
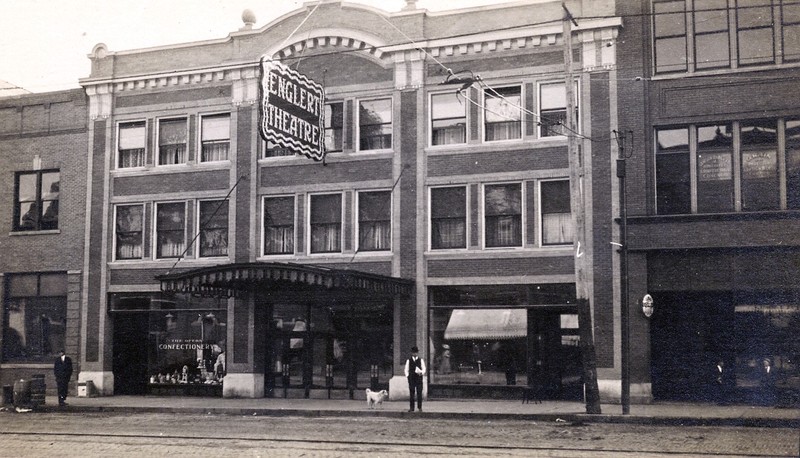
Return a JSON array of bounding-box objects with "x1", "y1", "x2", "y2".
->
[{"x1": 259, "y1": 58, "x2": 325, "y2": 161}]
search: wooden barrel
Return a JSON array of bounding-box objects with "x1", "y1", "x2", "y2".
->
[
  {"x1": 13, "y1": 379, "x2": 31, "y2": 407},
  {"x1": 30, "y1": 374, "x2": 46, "y2": 407}
]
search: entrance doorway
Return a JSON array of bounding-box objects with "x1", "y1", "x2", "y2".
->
[{"x1": 112, "y1": 312, "x2": 149, "y2": 395}]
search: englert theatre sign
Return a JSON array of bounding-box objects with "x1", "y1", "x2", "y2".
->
[{"x1": 259, "y1": 58, "x2": 326, "y2": 161}]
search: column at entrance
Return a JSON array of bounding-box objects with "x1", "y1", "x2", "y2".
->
[{"x1": 223, "y1": 293, "x2": 267, "y2": 398}]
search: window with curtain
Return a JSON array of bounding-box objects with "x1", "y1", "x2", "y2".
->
[
  {"x1": 2, "y1": 272, "x2": 68, "y2": 363},
  {"x1": 325, "y1": 102, "x2": 344, "y2": 153},
  {"x1": 310, "y1": 194, "x2": 342, "y2": 253},
  {"x1": 156, "y1": 202, "x2": 186, "y2": 258},
  {"x1": 359, "y1": 98, "x2": 392, "y2": 151},
  {"x1": 199, "y1": 200, "x2": 228, "y2": 257},
  {"x1": 541, "y1": 180, "x2": 573, "y2": 245},
  {"x1": 118, "y1": 121, "x2": 146, "y2": 168},
  {"x1": 655, "y1": 128, "x2": 691, "y2": 214},
  {"x1": 484, "y1": 86, "x2": 521, "y2": 141},
  {"x1": 654, "y1": 0, "x2": 688, "y2": 73},
  {"x1": 158, "y1": 118, "x2": 187, "y2": 165},
  {"x1": 741, "y1": 120, "x2": 779, "y2": 211},
  {"x1": 431, "y1": 92, "x2": 466, "y2": 146},
  {"x1": 540, "y1": 82, "x2": 578, "y2": 138},
  {"x1": 14, "y1": 170, "x2": 59, "y2": 231},
  {"x1": 484, "y1": 183, "x2": 522, "y2": 248},
  {"x1": 358, "y1": 191, "x2": 391, "y2": 251},
  {"x1": 430, "y1": 186, "x2": 467, "y2": 250},
  {"x1": 737, "y1": 0, "x2": 775, "y2": 66},
  {"x1": 115, "y1": 204, "x2": 144, "y2": 260},
  {"x1": 697, "y1": 124, "x2": 734, "y2": 213},
  {"x1": 694, "y1": 0, "x2": 731, "y2": 69},
  {"x1": 263, "y1": 196, "x2": 295, "y2": 255},
  {"x1": 201, "y1": 114, "x2": 230, "y2": 162}
]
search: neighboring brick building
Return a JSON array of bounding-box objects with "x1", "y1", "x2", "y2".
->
[
  {"x1": 618, "y1": 0, "x2": 800, "y2": 404},
  {"x1": 0, "y1": 88, "x2": 87, "y2": 394}
]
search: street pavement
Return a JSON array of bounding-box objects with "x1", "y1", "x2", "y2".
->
[{"x1": 15, "y1": 394, "x2": 799, "y2": 428}]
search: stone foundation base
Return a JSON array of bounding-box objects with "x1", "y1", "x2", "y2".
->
[{"x1": 222, "y1": 373, "x2": 265, "y2": 398}]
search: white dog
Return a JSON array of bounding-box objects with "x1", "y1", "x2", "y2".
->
[{"x1": 366, "y1": 388, "x2": 388, "y2": 409}]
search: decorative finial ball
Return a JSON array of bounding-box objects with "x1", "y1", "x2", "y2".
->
[{"x1": 242, "y1": 9, "x2": 256, "y2": 25}]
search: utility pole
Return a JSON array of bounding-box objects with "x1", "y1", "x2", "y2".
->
[
  {"x1": 617, "y1": 132, "x2": 630, "y2": 415},
  {"x1": 563, "y1": 3, "x2": 601, "y2": 415}
]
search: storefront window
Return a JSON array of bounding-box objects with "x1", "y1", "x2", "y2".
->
[{"x1": 3, "y1": 273, "x2": 67, "y2": 363}]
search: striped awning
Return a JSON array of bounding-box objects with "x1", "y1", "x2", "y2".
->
[
  {"x1": 444, "y1": 309, "x2": 527, "y2": 340},
  {"x1": 157, "y1": 262, "x2": 413, "y2": 298}
]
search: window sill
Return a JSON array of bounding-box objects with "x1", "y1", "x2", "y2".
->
[
  {"x1": 425, "y1": 137, "x2": 566, "y2": 155},
  {"x1": 9, "y1": 229, "x2": 60, "y2": 236},
  {"x1": 425, "y1": 246, "x2": 571, "y2": 259}
]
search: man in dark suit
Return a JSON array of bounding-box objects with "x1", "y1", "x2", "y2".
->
[
  {"x1": 759, "y1": 358, "x2": 777, "y2": 406},
  {"x1": 54, "y1": 350, "x2": 73, "y2": 406},
  {"x1": 404, "y1": 346, "x2": 426, "y2": 412}
]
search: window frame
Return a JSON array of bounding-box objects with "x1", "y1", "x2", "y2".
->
[
  {"x1": 154, "y1": 201, "x2": 187, "y2": 260},
  {"x1": 156, "y1": 117, "x2": 188, "y2": 166},
  {"x1": 430, "y1": 91, "x2": 468, "y2": 147},
  {"x1": 356, "y1": 190, "x2": 392, "y2": 253},
  {"x1": 325, "y1": 101, "x2": 344, "y2": 153},
  {"x1": 199, "y1": 112, "x2": 231, "y2": 163},
  {"x1": 539, "y1": 179, "x2": 574, "y2": 246},
  {"x1": 538, "y1": 81, "x2": 579, "y2": 138},
  {"x1": 483, "y1": 84, "x2": 523, "y2": 143},
  {"x1": 654, "y1": 0, "x2": 690, "y2": 74},
  {"x1": 117, "y1": 120, "x2": 147, "y2": 169},
  {"x1": 482, "y1": 182, "x2": 523, "y2": 249},
  {"x1": 262, "y1": 195, "x2": 296, "y2": 256},
  {"x1": 429, "y1": 185, "x2": 468, "y2": 251},
  {"x1": 113, "y1": 203, "x2": 145, "y2": 261},
  {"x1": 197, "y1": 199, "x2": 229, "y2": 258},
  {"x1": 308, "y1": 192, "x2": 343, "y2": 254},
  {"x1": 735, "y1": 0, "x2": 776, "y2": 66},
  {"x1": 692, "y1": 0, "x2": 732, "y2": 71},
  {"x1": 357, "y1": 97, "x2": 393, "y2": 152},
  {"x1": 13, "y1": 169, "x2": 60, "y2": 232}
]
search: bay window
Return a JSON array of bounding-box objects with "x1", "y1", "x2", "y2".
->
[
  {"x1": 198, "y1": 200, "x2": 228, "y2": 257},
  {"x1": 115, "y1": 204, "x2": 144, "y2": 260},
  {"x1": 358, "y1": 190, "x2": 391, "y2": 251},
  {"x1": 158, "y1": 118, "x2": 187, "y2": 165},
  {"x1": 309, "y1": 193, "x2": 342, "y2": 253},
  {"x1": 263, "y1": 196, "x2": 295, "y2": 255},
  {"x1": 200, "y1": 114, "x2": 230, "y2": 162},
  {"x1": 484, "y1": 183, "x2": 522, "y2": 248},
  {"x1": 156, "y1": 202, "x2": 186, "y2": 259},
  {"x1": 430, "y1": 186, "x2": 467, "y2": 250}
]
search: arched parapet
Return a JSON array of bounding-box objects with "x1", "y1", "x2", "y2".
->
[{"x1": 263, "y1": 28, "x2": 390, "y2": 69}]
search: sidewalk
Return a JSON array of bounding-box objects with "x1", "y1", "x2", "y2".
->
[{"x1": 22, "y1": 395, "x2": 800, "y2": 428}]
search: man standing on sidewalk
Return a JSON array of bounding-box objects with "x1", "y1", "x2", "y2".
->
[
  {"x1": 54, "y1": 350, "x2": 73, "y2": 407},
  {"x1": 404, "y1": 346, "x2": 426, "y2": 412}
]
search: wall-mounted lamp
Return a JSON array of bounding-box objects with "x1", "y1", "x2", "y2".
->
[{"x1": 642, "y1": 294, "x2": 654, "y2": 318}]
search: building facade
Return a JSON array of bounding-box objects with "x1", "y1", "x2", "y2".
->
[
  {"x1": 618, "y1": 0, "x2": 800, "y2": 404},
  {"x1": 0, "y1": 89, "x2": 87, "y2": 394}
]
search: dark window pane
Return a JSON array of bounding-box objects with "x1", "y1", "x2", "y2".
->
[
  {"x1": 541, "y1": 180, "x2": 573, "y2": 245},
  {"x1": 431, "y1": 187, "x2": 467, "y2": 249},
  {"x1": 656, "y1": 128, "x2": 691, "y2": 214},
  {"x1": 785, "y1": 119, "x2": 800, "y2": 209},
  {"x1": 310, "y1": 194, "x2": 342, "y2": 253},
  {"x1": 156, "y1": 203, "x2": 186, "y2": 258},
  {"x1": 264, "y1": 196, "x2": 295, "y2": 255},
  {"x1": 199, "y1": 200, "x2": 228, "y2": 257},
  {"x1": 116, "y1": 205, "x2": 143, "y2": 260},
  {"x1": 697, "y1": 124, "x2": 734, "y2": 213},
  {"x1": 485, "y1": 184, "x2": 522, "y2": 248},
  {"x1": 359, "y1": 191, "x2": 391, "y2": 251}
]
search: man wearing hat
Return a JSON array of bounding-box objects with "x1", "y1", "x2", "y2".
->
[{"x1": 404, "y1": 346, "x2": 426, "y2": 412}]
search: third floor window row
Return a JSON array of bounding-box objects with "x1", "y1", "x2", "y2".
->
[{"x1": 654, "y1": 0, "x2": 800, "y2": 74}]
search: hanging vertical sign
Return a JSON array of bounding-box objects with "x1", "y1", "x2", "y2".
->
[{"x1": 259, "y1": 57, "x2": 326, "y2": 161}]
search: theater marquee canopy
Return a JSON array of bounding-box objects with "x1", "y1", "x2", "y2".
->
[{"x1": 157, "y1": 262, "x2": 413, "y2": 299}]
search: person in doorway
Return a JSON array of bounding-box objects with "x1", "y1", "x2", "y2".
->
[
  {"x1": 759, "y1": 358, "x2": 777, "y2": 406},
  {"x1": 54, "y1": 350, "x2": 73, "y2": 407},
  {"x1": 404, "y1": 346, "x2": 426, "y2": 412}
]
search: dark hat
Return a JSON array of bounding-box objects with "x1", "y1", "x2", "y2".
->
[{"x1": 411, "y1": 346, "x2": 419, "y2": 353}]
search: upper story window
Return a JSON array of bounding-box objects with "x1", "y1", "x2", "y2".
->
[
  {"x1": 309, "y1": 193, "x2": 342, "y2": 253},
  {"x1": 198, "y1": 200, "x2": 228, "y2": 258},
  {"x1": 359, "y1": 98, "x2": 392, "y2": 151},
  {"x1": 484, "y1": 183, "x2": 522, "y2": 248},
  {"x1": 158, "y1": 118, "x2": 188, "y2": 165},
  {"x1": 654, "y1": 0, "x2": 795, "y2": 74},
  {"x1": 3, "y1": 272, "x2": 67, "y2": 363},
  {"x1": 200, "y1": 114, "x2": 230, "y2": 162},
  {"x1": 540, "y1": 82, "x2": 578, "y2": 138},
  {"x1": 115, "y1": 204, "x2": 144, "y2": 260},
  {"x1": 357, "y1": 190, "x2": 391, "y2": 252},
  {"x1": 655, "y1": 127, "x2": 691, "y2": 215},
  {"x1": 14, "y1": 170, "x2": 59, "y2": 232},
  {"x1": 484, "y1": 86, "x2": 521, "y2": 141},
  {"x1": 325, "y1": 102, "x2": 344, "y2": 153},
  {"x1": 655, "y1": 119, "x2": 800, "y2": 215},
  {"x1": 431, "y1": 92, "x2": 467, "y2": 146},
  {"x1": 156, "y1": 202, "x2": 186, "y2": 259},
  {"x1": 263, "y1": 196, "x2": 295, "y2": 255},
  {"x1": 430, "y1": 186, "x2": 467, "y2": 250},
  {"x1": 118, "y1": 121, "x2": 146, "y2": 168},
  {"x1": 540, "y1": 180, "x2": 574, "y2": 246}
]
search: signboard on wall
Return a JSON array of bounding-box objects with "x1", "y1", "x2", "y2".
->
[{"x1": 259, "y1": 58, "x2": 326, "y2": 161}]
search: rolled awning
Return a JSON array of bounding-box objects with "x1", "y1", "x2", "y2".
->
[{"x1": 444, "y1": 308, "x2": 527, "y2": 340}]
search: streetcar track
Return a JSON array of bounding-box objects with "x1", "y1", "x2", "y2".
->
[{"x1": 0, "y1": 430, "x2": 791, "y2": 457}]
